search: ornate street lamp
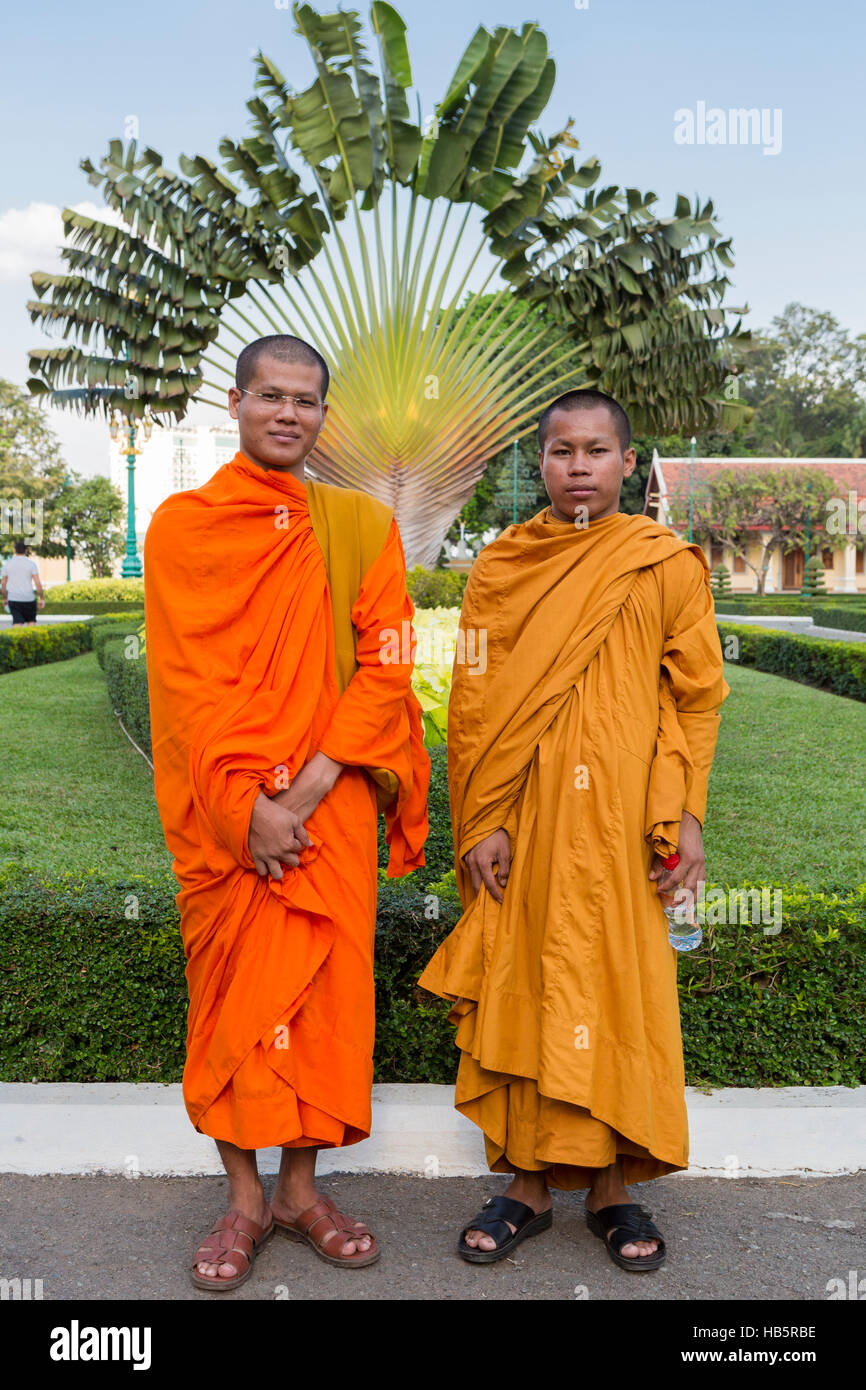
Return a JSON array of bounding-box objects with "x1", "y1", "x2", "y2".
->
[{"x1": 109, "y1": 409, "x2": 153, "y2": 578}]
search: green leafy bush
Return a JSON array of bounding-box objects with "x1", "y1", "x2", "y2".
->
[
  {"x1": 91, "y1": 616, "x2": 144, "y2": 669},
  {"x1": 1, "y1": 869, "x2": 863, "y2": 1087},
  {"x1": 378, "y1": 745, "x2": 453, "y2": 889},
  {"x1": 41, "y1": 601, "x2": 145, "y2": 615},
  {"x1": 717, "y1": 622, "x2": 866, "y2": 701},
  {"x1": 406, "y1": 566, "x2": 468, "y2": 609},
  {"x1": 44, "y1": 578, "x2": 145, "y2": 604},
  {"x1": 103, "y1": 637, "x2": 151, "y2": 753},
  {"x1": 0, "y1": 621, "x2": 92, "y2": 674},
  {"x1": 811, "y1": 605, "x2": 866, "y2": 633}
]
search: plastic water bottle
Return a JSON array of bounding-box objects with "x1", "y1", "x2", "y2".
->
[{"x1": 659, "y1": 852, "x2": 702, "y2": 952}]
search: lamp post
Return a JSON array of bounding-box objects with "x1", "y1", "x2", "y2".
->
[
  {"x1": 63, "y1": 471, "x2": 72, "y2": 581},
  {"x1": 109, "y1": 411, "x2": 153, "y2": 578},
  {"x1": 688, "y1": 436, "x2": 697, "y2": 543}
]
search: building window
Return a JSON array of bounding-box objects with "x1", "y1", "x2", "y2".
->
[
  {"x1": 710, "y1": 542, "x2": 724, "y2": 568},
  {"x1": 821, "y1": 547, "x2": 834, "y2": 569},
  {"x1": 732, "y1": 550, "x2": 747, "y2": 573},
  {"x1": 172, "y1": 435, "x2": 197, "y2": 490},
  {"x1": 856, "y1": 547, "x2": 865, "y2": 575},
  {"x1": 214, "y1": 434, "x2": 238, "y2": 468}
]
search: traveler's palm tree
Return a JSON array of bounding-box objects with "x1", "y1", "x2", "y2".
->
[{"x1": 27, "y1": 2, "x2": 746, "y2": 565}]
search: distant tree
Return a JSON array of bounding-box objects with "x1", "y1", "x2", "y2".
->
[
  {"x1": 0, "y1": 378, "x2": 67, "y2": 556},
  {"x1": 677, "y1": 466, "x2": 839, "y2": 594},
  {"x1": 57, "y1": 474, "x2": 125, "y2": 577},
  {"x1": 738, "y1": 304, "x2": 866, "y2": 456}
]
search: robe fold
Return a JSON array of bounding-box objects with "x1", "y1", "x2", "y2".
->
[
  {"x1": 144, "y1": 452, "x2": 430, "y2": 1149},
  {"x1": 418, "y1": 507, "x2": 729, "y2": 1187}
]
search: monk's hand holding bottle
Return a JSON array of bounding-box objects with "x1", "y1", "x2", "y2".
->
[
  {"x1": 648, "y1": 809, "x2": 705, "y2": 915},
  {"x1": 463, "y1": 828, "x2": 511, "y2": 905},
  {"x1": 248, "y1": 791, "x2": 312, "y2": 881}
]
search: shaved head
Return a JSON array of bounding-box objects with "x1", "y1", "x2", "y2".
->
[
  {"x1": 538, "y1": 389, "x2": 631, "y2": 454},
  {"x1": 235, "y1": 334, "x2": 329, "y2": 398}
]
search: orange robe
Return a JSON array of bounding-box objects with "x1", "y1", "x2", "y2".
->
[
  {"x1": 144, "y1": 452, "x2": 429, "y2": 1150},
  {"x1": 419, "y1": 508, "x2": 729, "y2": 1188}
]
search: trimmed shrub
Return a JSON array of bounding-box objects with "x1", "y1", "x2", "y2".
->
[
  {"x1": 44, "y1": 578, "x2": 145, "y2": 604},
  {"x1": 1, "y1": 869, "x2": 863, "y2": 1087},
  {"x1": 407, "y1": 566, "x2": 468, "y2": 609},
  {"x1": 42, "y1": 601, "x2": 145, "y2": 616},
  {"x1": 0, "y1": 621, "x2": 92, "y2": 674},
  {"x1": 812, "y1": 605, "x2": 866, "y2": 634},
  {"x1": 717, "y1": 622, "x2": 866, "y2": 701},
  {"x1": 103, "y1": 637, "x2": 151, "y2": 753},
  {"x1": 91, "y1": 615, "x2": 144, "y2": 669}
]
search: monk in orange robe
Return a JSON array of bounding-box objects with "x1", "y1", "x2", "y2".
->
[
  {"x1": 419, "y1": 388, "x2": 729, "y2": 1271},
  {"x1": 144, "y1": 335, "x2": 429, "y2": 1288}
]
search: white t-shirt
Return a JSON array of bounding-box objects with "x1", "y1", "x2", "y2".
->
[{"x1": 1, "y1": 555, "x2": 39, "y2": 602}]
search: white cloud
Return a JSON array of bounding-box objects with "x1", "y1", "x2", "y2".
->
[{"x1": 0, "y1": 200, "x2": 126, "y2": 283}]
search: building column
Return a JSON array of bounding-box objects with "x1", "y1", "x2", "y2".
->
[{"x1": 837, "y1": 542, "x2": 858, "y2": 593}]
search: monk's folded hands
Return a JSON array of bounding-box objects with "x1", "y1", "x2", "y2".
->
[{"x1": 248, "y1": 791, "x2": 311, "y2": 880}]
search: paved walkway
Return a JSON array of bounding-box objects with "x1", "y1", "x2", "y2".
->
[
  {"x1": 1, "y1": 1171, "x2": 862, "y2": 1301},
  {"x1": 716, "y1": 613, "x2": 866, "y2": 642}
]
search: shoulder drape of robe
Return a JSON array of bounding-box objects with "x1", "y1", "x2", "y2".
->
[{"x1": 144, "y1": 453, "x2": 429, "y2": 1144}]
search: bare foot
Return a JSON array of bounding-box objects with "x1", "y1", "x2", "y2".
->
[
  {"x1": 585, "y1": 1188, "x2": 659, "y2": 1259},
  {"x1": 194, "y1": 1194, "x2": 273, "y2": 1280},
  {"x1": 270, "y1": 1186, "x2": 374, "y2": 1257},
  {"x1": 462, "y1": 1176, "x2": 552, "y2": 1253}
]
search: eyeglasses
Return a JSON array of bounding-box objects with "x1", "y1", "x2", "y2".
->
[{"x1": 237, "y1": 388, "x2": 323, "y2": 412}]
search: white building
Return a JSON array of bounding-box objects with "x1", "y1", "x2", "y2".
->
[
  {"x1": 108, "y1": 418, "x2": 240, "y2": 570},
  {"x1": 644, "y1": 453, "x2": 866, "y2": 594}
]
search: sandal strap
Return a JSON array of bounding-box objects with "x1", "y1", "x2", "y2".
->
[
  {"x1": 192, "y1": 1208, "x2": 270, "y2": 1271},
  {"x1": 294, "y1": 1197, "x2": 374, "y2": 1254},
  {"x1": 591, "y1": 1203, "x2": 664, "y2": 1252},
  {"x1": 461, "y1": 1195, "x2": 536, "y2": 1248}
]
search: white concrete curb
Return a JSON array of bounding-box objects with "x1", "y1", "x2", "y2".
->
[{"x1": 1, "y1": 1083, "x2": 863, "y2": 1179}]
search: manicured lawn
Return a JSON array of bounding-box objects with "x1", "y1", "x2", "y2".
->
[
  {"x1": 705, "y1": 661, "x2": 866, "y2": 890},
  {"x1": 0, "y1": 652, "x2": 171, "y2": 879},
  {"x1": 0, "y1": 651, "x2": 863, "y2": 890}
]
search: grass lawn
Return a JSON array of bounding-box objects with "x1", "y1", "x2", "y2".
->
[
  {"x1": 0, "y1": 651, "x2": 171, "y2": 879},
  {"x1": 0, "y1": 651, "x2": 863, "y2": 890},
  {"x1": 705, "y1": 661, "x2": 866, "y2": 890}
]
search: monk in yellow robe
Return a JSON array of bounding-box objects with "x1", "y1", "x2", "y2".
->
[
  {"x1": 419, "y1": 388, "x2": 729, "y2": 1270},
  {"x1": 144, "y1": 335, "x2": 429, "y2": 1289}
]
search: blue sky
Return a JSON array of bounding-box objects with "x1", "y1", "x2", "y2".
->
[{"x1": 1, "y1": 0, "x2": 863, "y2": 473}]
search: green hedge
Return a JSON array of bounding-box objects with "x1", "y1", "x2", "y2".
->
[
  {"x1": 377, "y1": 746, "x2": 453, "y2": 889},
  {"x1": 44, "y1": 601, "x2": 145, "y2": 615},
  {"x1": 103, "y1": 637, "x2": 151, "y2": 752},
  {"x1": 44, "y1": 579, "x2": 145, "y2": 604},
  {"x1": 92, "y1": 616, "x2": 144, "y2": 669},
  {"x1": 406, "y1": 566, "x2": 468, "y2": 609},
  {"x1": 0, "y1": 621, "x2": 93, "y2": 674},
  {"x1": 717, "y1": 622, "x2": 866, "y2": 701},
  {"x1": 1, "y1": 868, "x2": 862, "y2": 1087},
  {"x1": 714, "y1": 595, "x2": 866, "y2": 617},
  {"x1": 812, "y1": 605, "x2": 866, "y2": 633}
]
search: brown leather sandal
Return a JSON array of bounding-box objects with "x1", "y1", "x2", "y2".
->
[
  {"x1": 274, "y1": 1194, "x2": 380, "y2": 1268},
  {"x1": 191, "y1": 1207, "x2": 275, "y2": 1291}
]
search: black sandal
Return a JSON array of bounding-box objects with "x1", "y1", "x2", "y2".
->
[
  {"x1": 458, "y1": 1194, "x2": 553, "y2": 1264},
  {"x1": 585, "y1": 1202, "x2": 666, "y2": 1272}
]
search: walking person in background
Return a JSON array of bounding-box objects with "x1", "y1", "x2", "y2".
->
[{"x1": 1, "y1": 540, "x2": 45, "y2": 625}]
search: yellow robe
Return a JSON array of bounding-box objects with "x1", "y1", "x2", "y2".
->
[{"x1": 419, "y1": 508, "x2": 729, "y2": 1188}]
